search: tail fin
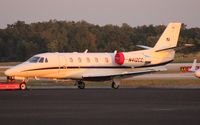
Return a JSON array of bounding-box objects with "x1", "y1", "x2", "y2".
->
[
  {"x1": 153, "y1": 23, "x2": 182, "y2": 52},
  {"x1": 190, "y1": 59, "x2": 197, "y2": 72}
]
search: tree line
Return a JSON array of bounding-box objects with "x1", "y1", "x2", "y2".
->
[{"x1": 0, "y1": 20, "x2": 199, "y2": 61}]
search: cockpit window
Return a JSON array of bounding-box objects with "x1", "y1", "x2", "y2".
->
[
  {"x1": 45, "y1": 58, "x2": 48, "y2": 63},
  {"x1": 39, "y1": 57, "x2": 44, "y2": 63},
  {"x1": 28, "y1": 56, "x2": 40, "y2": 63}
]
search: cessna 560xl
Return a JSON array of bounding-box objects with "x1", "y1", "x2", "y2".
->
[{"x1": 5, "y1": 22, "x2": 181, "y2": 89}]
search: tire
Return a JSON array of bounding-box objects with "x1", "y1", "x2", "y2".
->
[
  {"x1": 112, "y1": 82, "x2": 119, "y2": 89},
  {"x1": 20, "y1": 83, "x2": 26, "y2": 90},
  {"x1": 78, "y1": 81, "x2": 85, "y2": 89}
]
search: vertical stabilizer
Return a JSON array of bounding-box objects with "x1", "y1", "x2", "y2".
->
[{"x1": 154, "y1": 23, "x2": 181, "y2": 51}]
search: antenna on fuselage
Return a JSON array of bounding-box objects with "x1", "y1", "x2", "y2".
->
[
  {"x1": 114, "y1": 50, "x2": 117, "y2": 54},
  {"x1": 84, "y1": 49, "x2": 88, "y2": 53}
]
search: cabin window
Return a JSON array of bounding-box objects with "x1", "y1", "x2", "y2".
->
[
  {"x1": 39, "y1": 57, "x2": 44, "y2": 63},
  {"x1": 86, "y1": 57, "x2": 90, "y2": 63},
  {"x1": 28, "y1": 56, "x2": 40, "y2": 63},
  {"x1": 105, "y1": 57, "x2": 109, "y2": 63},
  {"x1": 95, "y1": 57, "x2": 98, "y2": 63},
  {"x1": 78, "y1": 57, "x2": 82, "y2": 63},
  {"x1": 45, "y1": 58, "x2": 48, "y2": 63},
  {"x1": 69, "y1": 58, "x2": 73, "y2": 62}
]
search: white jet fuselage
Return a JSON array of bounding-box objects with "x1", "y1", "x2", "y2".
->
[{"x1": 5, "y1": 49, "x2": 173, "y2": 80}]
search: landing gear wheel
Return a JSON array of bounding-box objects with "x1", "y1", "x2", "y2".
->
[
  {"x1": 20, "y1": 83, "x2": 27, "y2": 90},
  {"x1": 77, "y1": 81, "x2": 85, "y2": 89},
  {"x1": 112, "y1": 82, "x2": 119, "y2": 89}
]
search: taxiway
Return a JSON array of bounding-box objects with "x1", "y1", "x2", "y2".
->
[{"x1": 0, "y1": 89, "x2": 200, "y2": 125}]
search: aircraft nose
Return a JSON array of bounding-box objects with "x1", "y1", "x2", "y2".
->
[{"x1": 4, "y1": 68, "x2": 17, "y2": 76}]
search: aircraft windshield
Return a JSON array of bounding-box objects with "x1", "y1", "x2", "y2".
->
[{"x1": 28, "y1": 56, "x2": 40, "y2": 63}]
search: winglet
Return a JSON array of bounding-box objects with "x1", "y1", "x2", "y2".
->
[
  {"x1": 136, "y1": 45, "x2": 152, "y2": 50},
  {"x1": 84, "y1": 49, "x2": 88, "y2": 53}
]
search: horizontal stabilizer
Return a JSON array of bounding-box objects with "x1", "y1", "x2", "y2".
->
[
  {"x1": 136, "y1": 45, "x2": 152, "y2": 50},
  {"x1": 155, "y1": 47, "x2": 177, "y2": 52}
]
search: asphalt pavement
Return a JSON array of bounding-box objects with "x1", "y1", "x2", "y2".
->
[{"x1": 0, "y1": 89, "x2": 200, "y2": 125}]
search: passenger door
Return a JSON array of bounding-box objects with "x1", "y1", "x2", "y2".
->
[{"x1": 58, "y1": 55, "x2": 67, "y2": 76}]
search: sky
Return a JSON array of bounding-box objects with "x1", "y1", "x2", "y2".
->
[{"x1": 0, "y1": 0, "x2": 200, "y2": 28}]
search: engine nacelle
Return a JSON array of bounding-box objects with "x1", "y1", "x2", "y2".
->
[
  {"x1": 115, "y1": 52, "x2": 125, "y2": 65},
  {"x1": 115, "y1": 51, "x2": 148, "y2": 67}
]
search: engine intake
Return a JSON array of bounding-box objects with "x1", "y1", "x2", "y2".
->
[{"x1": 115, "y1": 52, "x2": 124, "y2": 65}]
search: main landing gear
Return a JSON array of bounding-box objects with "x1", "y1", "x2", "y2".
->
[
  {"x1": 111, "y1": 81, "x2": 119, "y2": 89},
  {"x1": 111, "y1": 79, "x2": 120, "y2": 89},
  {"x1": 75, "y1": 81, "x2": 85, "y2": 89},
  {"x1": 74, "y1": 79, "x2": 120, "y2": 89}
]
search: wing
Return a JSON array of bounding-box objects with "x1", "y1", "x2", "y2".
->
[{"x1": 82, "y1": 67, "x2": 166, "y2": 81}]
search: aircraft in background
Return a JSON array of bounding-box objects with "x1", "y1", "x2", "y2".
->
[
  {"x1": 5, "y1": 23, "x2": 182, "y2": 90},
  {"x1": 189, "y1": 59, "x2": 200, "y2": 78}
]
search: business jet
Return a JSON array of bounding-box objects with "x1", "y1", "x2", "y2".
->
[
  {"x1": 188, "y1": 59, "x2": 200, "y2": 78},
  {"x1": 5, "y1": 22, "x2": 182, "y2": 90}
]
